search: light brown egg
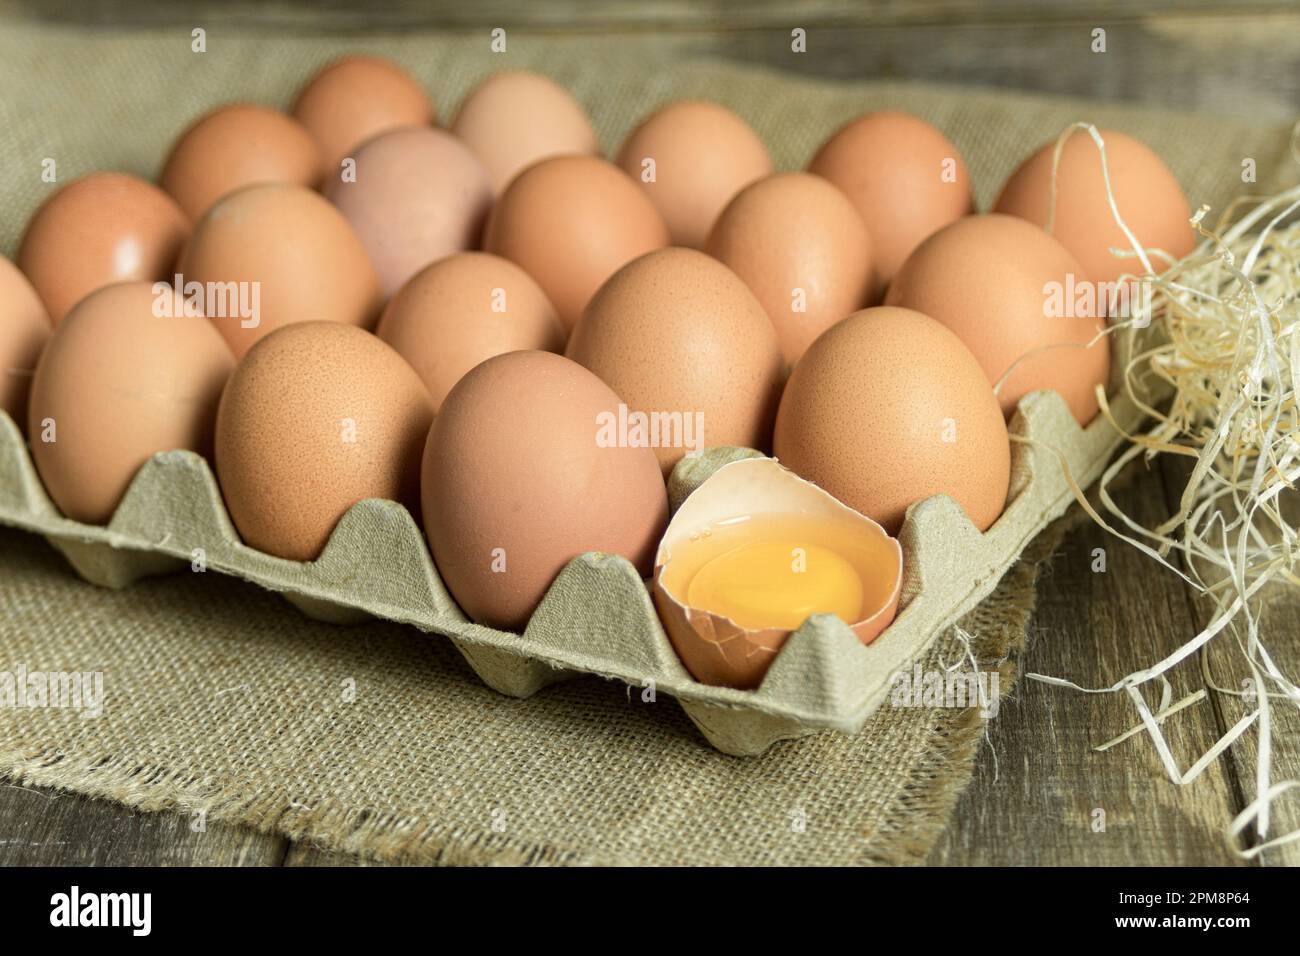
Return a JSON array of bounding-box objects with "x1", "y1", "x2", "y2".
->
[
  {"x1": 17, "y1": 172, "x2": 190, "y2": 326},
  {"x1": 565, "y1": 247, "x2": 785, "y2": 476},
  {"x1": 27, "y1": 281, "x2": 233, "y2": 525},
  {"x1": 485, "y1": 155, "x2": 670, "y2": 332},
  {"x1": 376, "y1": 252, "x2": 564, "y2": 411},
  {"x1": 292, "y1": 55, "x2": 435, "y2": 186},
  {"x1": 773, "y1": 306, "x2": 1010, "y2": 534},
  {"x1": 327, "y1": 126, "x2": 492, "y2": 299},
  {"x1": 993, "y1": 127, "x2": 1195, "y2": 285},
  {"x1": 177, "y1": 183, "x2": 381, "y2": 358},
  {"x1": 160, "y1": 104, "x2": 320, "y2": 222},
  {"x1": 616, "y1": 100, "x2": 772, "y2": 248},
  {"x1": 450, "y1": 71, "x2": 599, "y2": 195},
  {"x1": 215, "y1": 321, "x2": 433, "y2": 562},
  {"x1": 422, "y1": 349, "x2": 668, "y2": 632},
  {"x1": 808, "y1": 111, "x2": 973, "y2": 291},
  {"x1": 885, "y1": 214, "x2": 1109, "y2": 425},
  {"x1": 706, "y1": 171, "x2": 873, "y2": 366},
  {"x1": 0, "y1": 256, "x2": 51, "y2": 430}
]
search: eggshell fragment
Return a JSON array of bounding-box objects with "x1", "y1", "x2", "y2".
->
[
  {"x1": 654, "y1": 457, "x2": 902, "y2": 689},
  {"x1": 616, "y1": 100, "x2": 772, "y2": 248},
  {"x1": 451, "y1": 71, "x2": 599, "y2": 195},
  {"x1": 293, "y1": 55, "x2": 435, "y2": 186},
  {"x1": 706, "y1": 171, "x2": 873, "y2": 365},
  {"x1": 484, "y1": 155, "x2": 670, "y2": 332},
  {"x1": 774, "y1": 306, "x2": 1011, "y2": 534},
  {"x1": 327, "y1": 126, "x2": 493, "y2": 299},
  {"x1": 421, "y1": 350, "x2": 668, "y2": 632},
  {"x1": 376, "y1": 252, "x2": 565, "y2": 412},
  {"x1": 17, "y1": 172, "x2": 190, "y2": 326},
  {"x1": 27, "y1": 281, "x2": 234, "y2": 525},
  {"x1": 0, "y1": 256, "x2": 51, "y2": 430},
  {"x1": 160, "y1": 104, "x2": 321, "y2": 221},
  {"x1": 215, "y1": 322, "x2": 434, "y2": 562},
  {"x1": 993, "y1": 127, "x2": 1194, "y2": 285}
]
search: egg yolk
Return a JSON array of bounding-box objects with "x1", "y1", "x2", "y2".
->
[{"x1": 686, "y1": 540, "x2": 864, "y2": 631}]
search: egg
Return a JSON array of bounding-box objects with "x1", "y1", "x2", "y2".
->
[
  {"x1": 993, "y1": 127, "x2": 1195, "y2": 285},
  {"x1": 706, "y1": 171, "x2": 873, "y2": 365},
  {"x1": 160, "y1": 104, "x2": 321, "y2": 221},
  {"x1": 565, "y1": 247, "x2": 784, "y2": 476},
  {"x1": 654, "y1": 457, "x2": 902, "y2": 688},
  {"x1": 450, "y1": 71, "x2": 599, "y2": 195},
  {"x1": 17, "y1": 172, "x2": 190, "y2": 326},
  {"x1": 215, "y1": 322, "x2": 433, "y2": 562},
  {"x1": 292, "y1": 55, "x2": 435, "y2": 186},
  {"x1": 326, "y1": 126, "x2": 492, "y2": 299},
  {"x1": 616, "y1": 100, "x2": 772, "y2": 248},
  {"x1": 808, "y1": 111, "x2": 973, "y2": 290},
  {"x1": 421, "y1": 349, "x2": 668, "y2": 632},
  {"x1": 27, "y1": 281, "x2": 234, "y2": 525},
  {"x1": 484, "y1": 155, "x2": 670, "y2": 332},
  {"x1": 176, "y1": 183, "x2": 381, "y2": 358},
  {"x1": 376, "y1": 252, "x2": 565, "y2": 411},
  {"x1": 885, "y1": 214, "x2": 1109, "y2": 424},
  {"x1": 0, "y1": 256, "x2": 51, "y2": 430},
  {"x1": 773, "y1": 306, "x2": 1010, "y2": 534}
]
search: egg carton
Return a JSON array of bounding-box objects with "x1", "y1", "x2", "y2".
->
[{"x1": 0, "y1": 383, "x2": 1139, "y2": 754}]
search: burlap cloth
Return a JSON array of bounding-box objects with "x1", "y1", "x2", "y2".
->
[{"x1": 1, "y1": 18, "x2": 1295, "y2": 865}]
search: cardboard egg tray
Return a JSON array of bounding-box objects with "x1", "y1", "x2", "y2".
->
[{"x1": 0, "y1": 375, "x2": 1142, "y2": 755}]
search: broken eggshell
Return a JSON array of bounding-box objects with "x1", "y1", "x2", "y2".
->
[{"x1": 653, "y1": 456, "x2": 902, "y2": 689}]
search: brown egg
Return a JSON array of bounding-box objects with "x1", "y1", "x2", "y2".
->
[
  {"x1": 774, "y1": 307, "x2": 1010, "y2": 534},
  {"x1": 160, "y1": 104, "x2": 320, "y2": 222},
  {"x1": 451, "y1": 71, "x2": 599, "y2": 195},
  {"x1": 326, "y1": 126, "x2": 492, "y2": 299},
  {"x1": 808, "y1": 111, "x2": 973, "y2": 290},
  {"x1": 616, "y1": 100, "x2": 772, "y2": 248},
  {"x1": 177, "y1": 183, "x2": 381, "y2": 358},
  {"x1": 17, "y1": 172, "x2": 190, "y2": 326},
  {"x1": 27, "y1": 281, "x2": 233, "y2": 525},
  {"x1": 215, "y1": 322, "x2": 433, "y2": 562},
  {"x1": 706, "y1": 172, "x2": 873, "y2": 366},
  {"x1": 565, "y1": 248, "x2": 785, "y2": 476},
  {"x1": 376, "y1": 252, "x2": 564, "y2": 411},
  {"x1": 993, "y1": 127, "x2": 1195, "y2": 285},
  {"x1": 292, "y1": 55, "x2": 435, "y2": 186},
  {"x1": 485, "y1": 155, "x2": 670, "y2": 332},
  {"x1": 422, "y1": 349, "x2": 668, "y2": 631},
  {"x1": 0, "y1": 256, "x2": 51, "y2": 431},
  {"x1": 885, "y1": 214, "x2": 1109, "y2": 424}
]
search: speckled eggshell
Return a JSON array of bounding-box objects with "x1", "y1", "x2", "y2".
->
[
  {"x1": 706, "y1": 171, "x2": 874, "y2": 365},
  {"x1": 27, "y1": 281, "x2": 234, "y2": 525},
  {"x1": 808, "y1": 111, "x2": 973, "y2": 291},
  {"x1": 993, "y1": 127, "x2": 1194, "y2": 285},
  {"x1": 176, "y1": 183, "x2": 382, "y2": 358},
  {"x1": 484, "y1": 155, "x2": 670, "y2": 333},
  {"x1": 565, "y1": 247, "x2": 785, "y2": 476},
  {"x1": 421, "y1": 349, "x2": 668, "y2": 632},
  {"x1": 885, "y1": 214, "x2": 1109, "y2": 425},
  {"x1": 327, "y1": 126, "x2": 493, "y2": 299},
  {"x1": 376, "y1": 252, "x2": 565, "y2": 411},
  {"x1": 0, "y1": 256, "x2": 51, "y2": 430},
  {"x1": 450, "y1": 71, "x2": 599, "y2": 195},
  {"x1": 160, "y1": 104, "x2": 321, "y2": 221},
  {"x1": 773, "y1": 306, "x2": 1010, "y2": 534},
  {"x1": 215, "y1": 321, "x2": 434, "y2": 562},
  {"x1": 17, "y1": 172, "x2": 190, "y2": 326},
  {"x1": 292, "y1": 55, "x2": 435, "y2": 186},
  {"x1": 616, "y1": 100, "x2": 772, "y2": 248}
]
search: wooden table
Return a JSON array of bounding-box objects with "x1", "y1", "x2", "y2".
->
[{"x1": 2, "y1": 0, "x2": 1298, "y2": 866}]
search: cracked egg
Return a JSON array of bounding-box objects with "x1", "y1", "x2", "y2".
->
[{"x1": 653, "y1": 457, "x2": 902, "y2": 688}]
